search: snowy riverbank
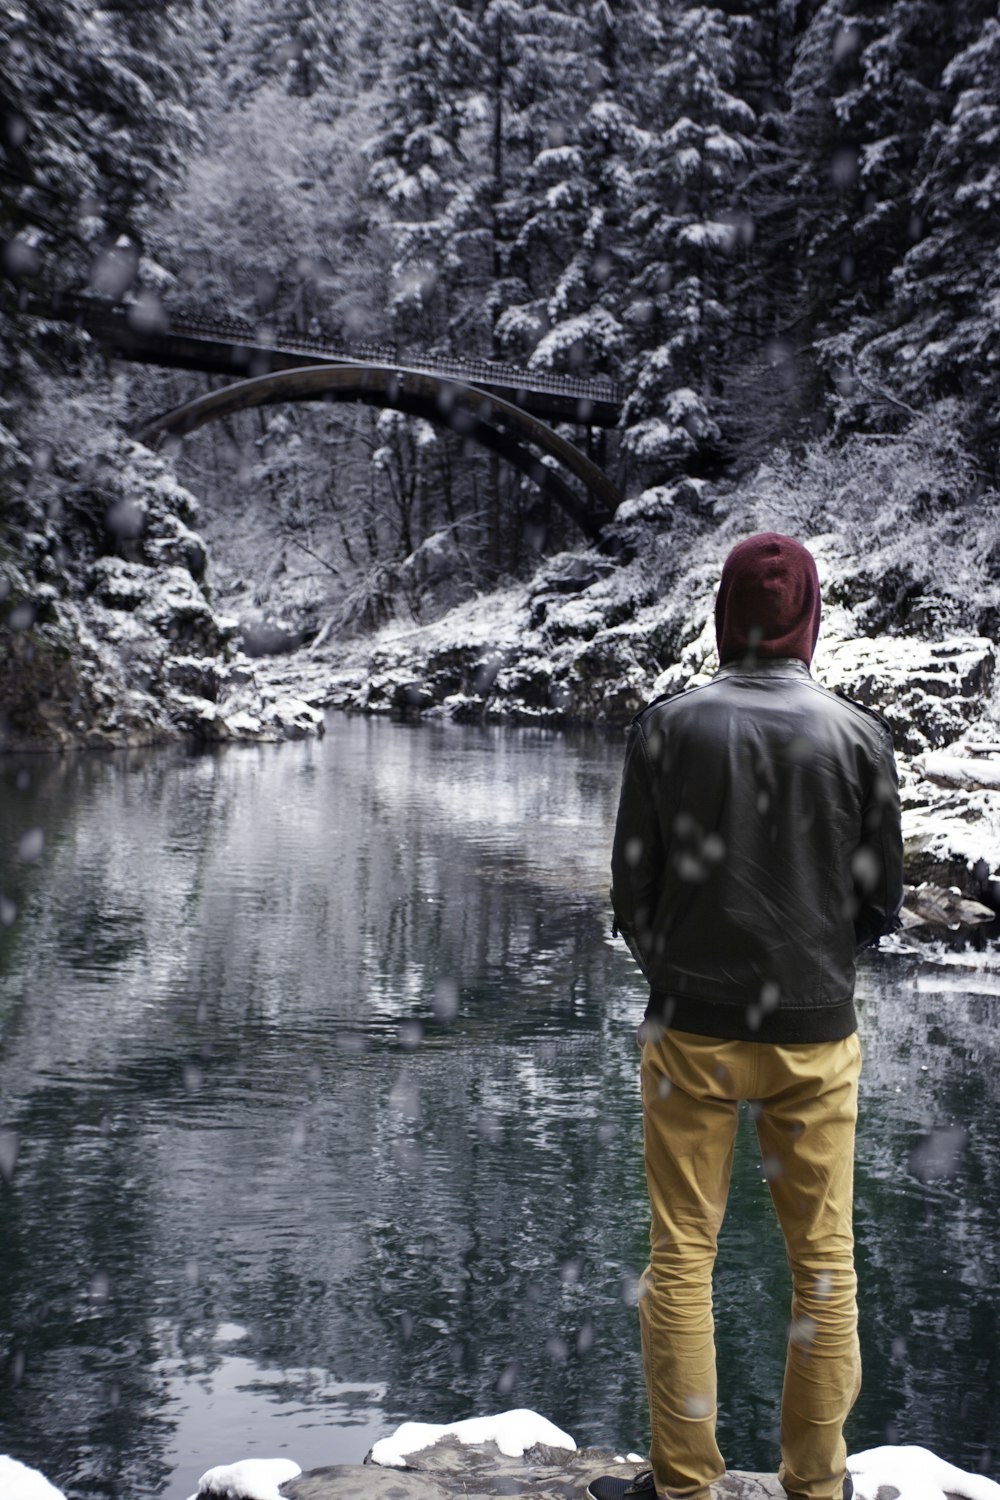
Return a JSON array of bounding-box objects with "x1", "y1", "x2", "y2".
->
[
  {"x1": 7, "y1": 419, "x2": 1000, "y2": 906},
  {"x1": 249, "y1": 504, "x2": 1000, "y2": 905}
]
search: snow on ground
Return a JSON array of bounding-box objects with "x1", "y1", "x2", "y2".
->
[{"x1": 369, "y1": 1408, "x2": 577, "y2": 1468}]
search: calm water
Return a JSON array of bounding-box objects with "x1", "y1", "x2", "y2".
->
[{"x1": 0, "y1": 717, "x2": 998, "y2": 1498}]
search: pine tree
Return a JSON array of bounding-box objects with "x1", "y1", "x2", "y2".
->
[
  {"x1": 222, "y1": 0, "x2": 357, "y2": 109},
  {"x1": 366, "y1": 0, "x2": 472, "y2": 351},
  {"x1": 621, "y1": 4, "x2": 756, "y2": 481},
  {"x1": 1, "y1": 0, "x2": 194, "y2": 490},
  {"x1": 742, "y1": 0, "x2": 996, "y2": 447},
  {"x1": 494, "y1": 0, "x2": 644, "y2": 384},
  {"x1": 869, "y1": 10, "x2": 1000, "y2": 451}
]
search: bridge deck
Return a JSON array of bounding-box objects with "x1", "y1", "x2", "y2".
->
[{"x1": 38, "y1": 297, "x2": 625, "y2": 429}]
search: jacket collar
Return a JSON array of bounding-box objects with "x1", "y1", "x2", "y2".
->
[{"x1": 714, "y1": 656, "x2": 813, "y2": 680}]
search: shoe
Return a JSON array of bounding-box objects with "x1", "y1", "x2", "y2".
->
[
  {"x1": 843, "y1": 1475, "x2": 854, "y2": 1500},
  {"x1": 587, "y1": 1471, "x2": 658, "y2": 1500}
]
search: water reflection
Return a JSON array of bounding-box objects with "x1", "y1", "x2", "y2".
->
[
  {"x1": 0, "y1": 719, "x2": 998, "y2": 1495},
  {"x1": 157, "y1": 1322, "x2": 385, "y2": 1500}
]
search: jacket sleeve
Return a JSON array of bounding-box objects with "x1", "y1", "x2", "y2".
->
[
  {"x1": 610, "y1": 722, "x2": 665, "y2": 977},
  {"x1": 853, "y1": 729, "x2": 904, "y2": 948}
]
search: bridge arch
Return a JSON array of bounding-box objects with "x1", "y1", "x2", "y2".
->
[{"x1": 136, "y1": 363, "x2": 622, "y2": 541}]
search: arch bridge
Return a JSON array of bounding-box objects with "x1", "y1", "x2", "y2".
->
[{"x1": 37, "y1": 295, "x2": 626, "y2": 539}]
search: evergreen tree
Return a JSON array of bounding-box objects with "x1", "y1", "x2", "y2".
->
[
  {"x1": 494, "y1": 0, "x2": 644, "y2": 383},
  {"x1": 222, "y1": 0, "x2": 357, "y2": 109},
  {"x1": 366, "y1": 0, "x2": 472, "y2": 351},
  {"x1": 850, "y1": 9, "x2": 1000, "y2": 456},
  {"x1": 621, "y1": 4, "x2": 755, "y2": 481},
  {"x1": 1, "y1": 0, "x2": 194, "y2": 490},
  {"x1": 742, "y1": 0, "x2": 996, "y2": 446}
]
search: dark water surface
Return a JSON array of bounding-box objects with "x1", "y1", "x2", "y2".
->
[{"x1": 0, "y1": 717, "x2": 998, "y2": 1498}]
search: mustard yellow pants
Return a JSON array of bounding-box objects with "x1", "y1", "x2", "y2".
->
[{"x1": 639, "y1": 1028, "x2": 862, "y2": 1500}]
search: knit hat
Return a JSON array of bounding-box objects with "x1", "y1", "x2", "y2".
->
[{"x1": 715, "y1": 532, "x2": 821, "y2": 666}]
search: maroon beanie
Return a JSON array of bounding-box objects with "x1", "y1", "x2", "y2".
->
[{"x1": 715, "y1": 533, "x2": 821, "y2": 666}]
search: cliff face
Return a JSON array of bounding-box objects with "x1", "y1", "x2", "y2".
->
[{"x1": 0, "y1": 427, "x2": 323, "y2": 751}]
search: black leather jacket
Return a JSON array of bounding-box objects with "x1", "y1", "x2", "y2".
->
[{"x1": 611, "y1": 658, "x2": 903, "y2": 1043}]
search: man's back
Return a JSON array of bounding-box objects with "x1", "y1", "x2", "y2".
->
[{"x1": 611, "y1": 655, "x2": 902, "y2": 1042}]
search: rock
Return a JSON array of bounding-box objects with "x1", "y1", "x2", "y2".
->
[
  {"x1": 164, "y1": 654, "x2": 222, "y2": 701},
  {"x1": 815, "y1": 637, "x2": 995, "y2": 756},
  {"x1": 144, "y1": 511, "x2": 208, "y2": 581},
  {"x1": 194, "y1": 1457, "x2": 301, "y2": 1499},
  {"x1": 241, "y1": 618, "x2": 308, "y2": 658},
  {"x1": 89, "y1": 556, "x2": 152, "y2": 611},
  {"x1": 901, "y1": 758, "x2": 1000, "y2": 894},
  {"x1": 900, "y1": 883, "x2": 995, "y2": 929},
  {"x1": 529, "y1": 551, "x2": 617, "y2": 597},
  {"x1": 276, "y1": 1433, "x2": 998, "y2": 1500},
  {"x1": 0, "y1": 1454, "x2": 67, "y2": 1499},
  {"x1": 390, "y1": 679, "x2": 438, "y2": 712},
  {"x1": 262, "y1": 695, "x2": 326, "y2": 739},
  {"x1": 846, "y1": 1444, "x2": 1000, "y2": 1500},
  {"x1": 914, "y1": 754, "x2": 1000, "y2": 793},
  {"x1": 279, "y1": 1441, "x2": 784, "y2": 1500}
]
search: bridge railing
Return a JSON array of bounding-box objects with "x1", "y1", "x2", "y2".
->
[{"x1": 52, "y1": 294, "x2": 626, "y2": 407}]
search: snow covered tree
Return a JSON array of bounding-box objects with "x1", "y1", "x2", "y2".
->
[
  {"x1": 739, "y1": 1, "x2": 997, "y2": 446},
  {"x1": 221, "y1": 0, "x2": 357, "y2": 109},
  {"x1": 365, "y1": 0, "x2": 475, "y2": 352},
  {"x1": 0, "y1": 0, "x2": 195, "y2": 497},
  {"x1": 493, "y1": 0, "x2": 644, "y2": 383},
  {"x1": 621, "y1": 4, "x2": 755, "y2": 482},
  {"x1": 841, "y1": 9, "x2": 1000, "y2": 456}
]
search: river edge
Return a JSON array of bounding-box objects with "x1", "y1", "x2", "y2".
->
[
  {"x1": 7, "y1": 501, "x2": 1000, "y2": 910},
  {"x1": 5, "y1": 633, "x2": 1000, "y2": 912}
]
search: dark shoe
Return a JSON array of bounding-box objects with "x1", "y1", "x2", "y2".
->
[
  {"x1": 843, "y1": 1475, "x2": 853, "y2": 1500},
  {"x1": 587, "y1": 1471, "x2": 658, "y2": 1500}
]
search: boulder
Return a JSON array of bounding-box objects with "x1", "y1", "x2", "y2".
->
[
  {"x1": 900, "y1": 883, "x2": 995, "y2": 929},
  {"x1": 280, "y1": 1441, "x2": 782, "y2": 1500}
]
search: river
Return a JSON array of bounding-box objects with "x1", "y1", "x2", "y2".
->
[{"x1": 0, "y1": 717, "x2": 998, "y2": 1498}]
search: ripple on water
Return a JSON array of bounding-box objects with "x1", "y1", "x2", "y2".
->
[{"x1": 1, "y1": 723, "x2": 999, "y2": 1491}]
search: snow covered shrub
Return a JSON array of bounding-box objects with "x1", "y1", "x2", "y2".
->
[{"x1": 739, "y1": 403, "x2": 1000, "y2": 640}]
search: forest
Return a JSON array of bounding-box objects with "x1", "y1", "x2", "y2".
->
[{"x1": 2, "y1": 0, "x2": 1000, "y2": 741}]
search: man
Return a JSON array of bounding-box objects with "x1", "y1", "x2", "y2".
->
[{"x1": 588, "y1": 533, "x2": 903, "y2": 1500}]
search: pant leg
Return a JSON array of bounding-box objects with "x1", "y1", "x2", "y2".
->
[
  {"x1": 753, "y1": 1035, "x2": 862, "y2": 1500},
  {"x1": 640, "y1": 1032, "x2": 748, "y2": 1500}
]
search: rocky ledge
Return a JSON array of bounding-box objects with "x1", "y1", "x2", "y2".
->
[
  {"x1": 182, "y1": 1415, "x2": 1000, "y2": 1500},
  {"x1": 286, "y1": 1443, "x2": 781, "y2": 1500}
]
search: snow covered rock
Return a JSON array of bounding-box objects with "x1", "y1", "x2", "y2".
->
[
  {"x1": 900, "y1": 883, "x2": 995, "y2": 929},
  {"x1": 262, "y1": 695, "x2": 326, "y2": 739},
  {"x1": 275, "y1": 1420, "x2": 1000, "y2": 1500},
  {"x1": 0, "y1": 1456, "x2": 67, "y2": 1500},
  {"x1": 815, "y1": 637, "x2": 995, "y2": 756},
  {"x1": 847, "y1": 1445, "x2": 1000, "y2": 1500},
  {"x1": 368, "y1": 1410, "x2": 576, "y2": 1468},
  {"x1": 188, "y1": 1457, "x2": 302, "y2": 1500},
  {"x1": 914, "y1": 753, "x2": 1000, "y2": 793}
]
